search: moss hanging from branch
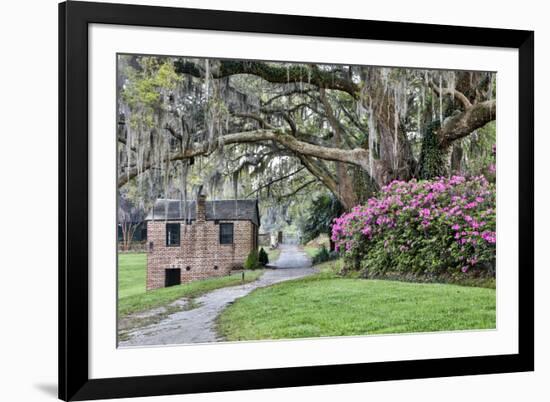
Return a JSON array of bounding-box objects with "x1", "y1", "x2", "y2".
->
[
  {"x1": 351, "y1": 165, "x2": 378, "y2": 204},
  {"x1": 419, "y1": 120, "x2": 447, "y2": 179}
]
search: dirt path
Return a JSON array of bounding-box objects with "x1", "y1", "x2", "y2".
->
[
  {"x1": 267, "y1": 244, "x2": 311, "y2": 269},
  {"x1": 119, "y1": 245, "x2": 315, "y2": 347}
]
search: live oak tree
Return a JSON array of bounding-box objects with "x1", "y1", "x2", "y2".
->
[{"x1": 117, "y1": 55, "x2": 496, "y2": 212}]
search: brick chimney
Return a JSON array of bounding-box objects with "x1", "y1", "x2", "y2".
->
[{"x1": 196, "y1": 193, "x2": 207, "y2": 222}]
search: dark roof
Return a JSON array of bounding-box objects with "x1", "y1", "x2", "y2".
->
[{"x1": 145, "y1": 199, "x2": 260, "y2": 226}]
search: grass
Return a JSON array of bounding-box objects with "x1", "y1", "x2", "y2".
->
[
  {"x1": 118, "y1": 253, "x2": 264, "y2": 317},
  {"x1": 217, "y1": 260, "x2": 496, "y2": 341},
  {"x1": 302, "y1": 245, "x2": 319, "y2": 258},
  {"x1": 265, "y1": 247, "x2": 281, "y2": 264},
  {"x1": 118, "y1": 253, "x2": 148, "y2": 298},
  {"x1": 303, "y1": 234, "x2": 330, "y2": 258}
]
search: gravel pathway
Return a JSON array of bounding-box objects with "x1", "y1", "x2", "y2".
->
[{"x1": 119, "y1": 245, "x2": 315, "y2": 347}]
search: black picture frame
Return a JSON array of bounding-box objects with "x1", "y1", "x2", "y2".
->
[{"x1": 59, "y1": 1, "x2": 534, "y2": 400}]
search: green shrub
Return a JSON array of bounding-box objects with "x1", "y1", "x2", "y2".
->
[
  {"x1": 244, "y1": 249, "x2": 260, "y2": 270},
  {"x1": 332, "y1": 175, "x2": 496, "y2": 279},
  {"x1": 328, "y1": 250, "x2": 339, "y2": 260},
  {"x1": 311, "y1": 245, "x2": 336, "y2": 265},
  {"x1": 258, "y1": 247, "x2": 269, "y2": 266}
]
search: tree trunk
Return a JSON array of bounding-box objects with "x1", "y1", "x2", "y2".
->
[
  {"x1": 419, "y1": 121, "x2": 448, "y2": 179},
  {"x1": 363, "y1": 67, "x2": 417, "y2": 185},
  {"x1": 450, "y1": 144, "x2": 463, "y2": 174},
  {"x1": 120, "y1": 222, "x2": 138, "y2": 251},
  {"x1": 319, "y1": 88, "x2": 361, "y2": 209}
]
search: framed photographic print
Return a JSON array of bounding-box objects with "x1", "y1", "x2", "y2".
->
[{"x1": 59, "y1": 1, "x2": 534, "y2": 400}]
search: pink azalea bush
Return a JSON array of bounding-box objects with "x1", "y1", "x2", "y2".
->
[{"x1": 331, "y1": 175, "x2": 496, "y2": 277}]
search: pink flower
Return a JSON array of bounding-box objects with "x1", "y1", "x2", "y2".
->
[
  {"x1": 481, "y1": 231, "x2": 496, "y2": 244},
  {"x1": 330, "y1": 175, "x2": 495, "y2": 269},
  {"x1": 361, "y1": 226, "x2": 372, "y2": 236}
]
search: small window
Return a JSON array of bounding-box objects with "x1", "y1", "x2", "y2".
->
[
  {"x1": 165, "y1": 268, "x2": 181, "y2": 287},
  {"x1": 166, "y1": 223, "x2": 180, "y2": 246},
  {"x1": 219, "y1": 223, "x2": 234, "y2": 244}
]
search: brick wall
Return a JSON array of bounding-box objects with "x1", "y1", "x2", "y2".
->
[{"x1": 146, "y1": 219, "x2": 255, "y2": 290}]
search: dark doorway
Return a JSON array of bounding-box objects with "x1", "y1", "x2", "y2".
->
[{"x1": 165, "y1": 268, "x2": 181, "y2": 287}]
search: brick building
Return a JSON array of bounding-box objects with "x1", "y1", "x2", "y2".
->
[{"x1": 145, "y1": 195, "x2": 260, "y2": 290}]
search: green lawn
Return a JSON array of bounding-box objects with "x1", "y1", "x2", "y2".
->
[
  {"x1": 217, "y1": 260, "x2": 496, "y2": 341},
  {"x1": 302, "y1": 245, "x2": 319, "y2": 258},
  {"x1": 265, "y1": 247, "x2": 281, "y2": 264},
  {"x1": 118, "y1": 253, "x2": 148, "y2": 298},
  {"x1": 118, "y1": 253, "x2": 263, "y2": 317}
]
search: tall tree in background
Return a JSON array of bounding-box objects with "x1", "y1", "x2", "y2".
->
[{"x1": 118, "y1": 190, "x2": 147, "y2": 251}]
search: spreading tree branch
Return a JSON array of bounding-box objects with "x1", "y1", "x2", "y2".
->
[
  {"x1": 296, "y1": 154, "x2": 339, "y2": 197},
  {"x1": 277, "y1": 179, "x2": 317, "y2": 199},
  {"x1": 232, "y1": 113, "x2": 275, "y2": 129},
  {"x1": 245, "y1": 167, "x2": 306, "y2": 197},
  {"x1": 174, "y1": 59, "x2": 359, "y2": 97},
  {"x1": 118, "y1": 128, "x2": 374, "y2": 187},
  {"x1": 438, "y1": 100, "x2": 496, "y2": 147},
  {"x1": 262, "y1": 88, "x2": 315, "y2": 105},
  {"x1": 429, "y1": 80, "x2": 472, "y2": 110}
]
